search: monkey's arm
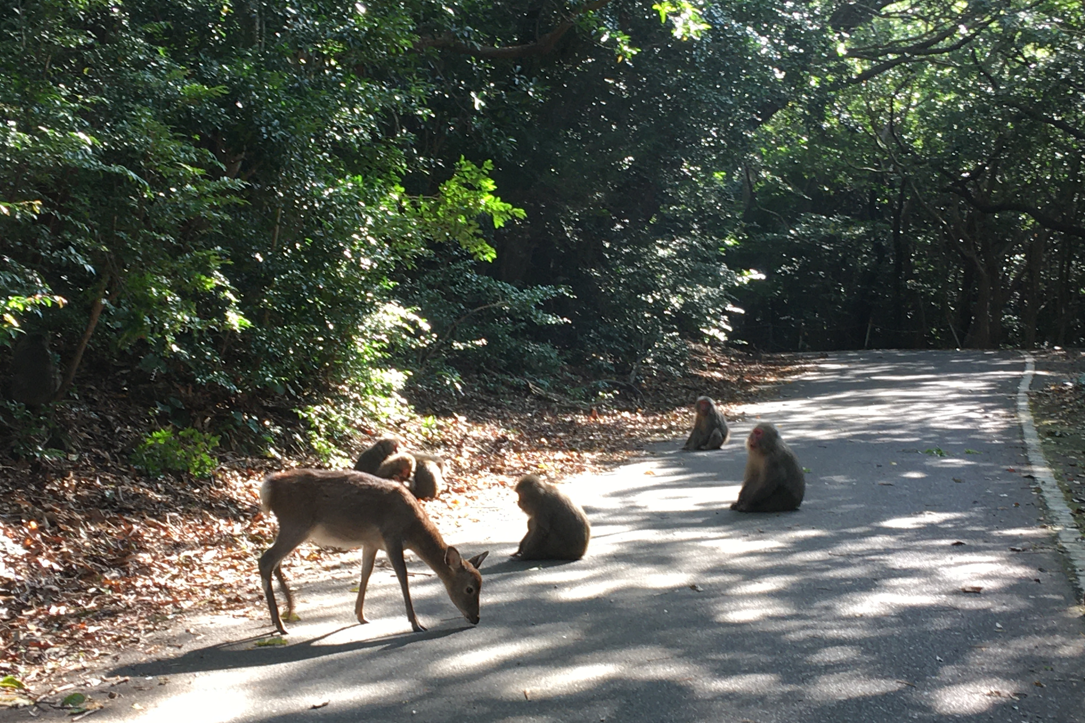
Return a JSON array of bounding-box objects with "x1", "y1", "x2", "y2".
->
[
  {"x1": 732, "y1": 458, "x2": 774, "y2": 510},
  {"x1": 682, "y1": 427, "x2": 705, "y2": 451},
  {"x1": 515, "y1": 515, "x2": 551, "y2": 557}
]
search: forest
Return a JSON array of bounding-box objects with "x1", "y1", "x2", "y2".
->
[{"x1": 3, "y1": 0, "x2": 1084, "y2": 455}]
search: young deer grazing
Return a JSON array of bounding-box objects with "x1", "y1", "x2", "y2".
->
[{"x1": 258, "y1": 469, "x2": 489, "y2": 634}]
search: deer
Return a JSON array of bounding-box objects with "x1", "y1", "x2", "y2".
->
[{"x1": 258, "y1": 468, "x2": 489, "y2": 635}]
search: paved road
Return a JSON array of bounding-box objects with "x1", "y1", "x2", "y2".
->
[{"x1": 62, "y1": 351, "x2": 1085, "y2": 721}]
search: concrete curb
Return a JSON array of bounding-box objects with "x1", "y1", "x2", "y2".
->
[{"x1": 1018, "y1": 352, "x2": 1085, "y2": 603}]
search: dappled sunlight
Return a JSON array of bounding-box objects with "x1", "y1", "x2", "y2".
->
[
  {"x1": 729, "y1": 577, "x2": 800, "y2": 596},
  {"x1": 552, "y1": 577, "x2": 636, "y2": 600},
  {"x1": 699, "y1": 537, "x2": 786, "y2": 555},
  {"x1": 700, "y1": 673, "x2": 790, "y2": 694},
  {"x1": 137, "y1": 678, "x2": 251, "y2": 723},
  {"x1": 807, "y1": 671, "x2": 905, "y2": 701},
  {"x1": 718, "y1": 599, "x2": 799, "y2": 622},
  {"x1": 938, "y1": 559, "x2": 1030, "y2": 584},
  {"x1": 430, "y1": 638, "x2": 561, "y2": 676},
  {"x1": 517, "y1": 662, "x2": 621, "y2": 698},
  {"x1": 806, "y1": 645, "x2": 864, "y2": 665},
  {"x1": 109, "y1": 352, "x2": 1084, "y2": 723},
  {"x1": 879, "y1": 511, "x2": 968, "y2": 529},
  {"x1": 990, "y1": 526, "x2": 1051, "y2": 539},
  {"x1": 838, "y1": 590, "x2": 944, "y2": 616},
  {"x1": 929, "y1": 679, "x2": 1019, "y2": 715}
]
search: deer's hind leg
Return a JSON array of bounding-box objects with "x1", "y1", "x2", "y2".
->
[
  {"x1": 259, "y1": 525, "x2": 311, "y2": 634},
  {"x1": 354, "y1": 546, "x2": 379, "y2": 624}
]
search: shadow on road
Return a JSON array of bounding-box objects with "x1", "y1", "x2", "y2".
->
[{"x1": 110, "y1": 351, "x2": 1085, "y2": 723}]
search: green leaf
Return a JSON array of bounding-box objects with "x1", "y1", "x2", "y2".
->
[
  {"x1": 61, "y1": 692, "x2": 86, "y2": 708},
  {"x1": 0, "y1": 676, "x2": 25, "y2": 690}
]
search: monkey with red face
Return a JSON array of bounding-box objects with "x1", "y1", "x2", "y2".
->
[{"x1": 732, "y1": 423, "x2": 804, "y2": 512}]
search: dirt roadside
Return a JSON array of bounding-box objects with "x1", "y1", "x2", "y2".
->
[{"x1": 1028, "y1": 349, "x2": 1085, "y2": 551}]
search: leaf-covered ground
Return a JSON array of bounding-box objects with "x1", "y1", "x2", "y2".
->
[
  {"x1": 0, "y1": 345, "x2": 801, "y2": 701},
  {"x1": 1028, "y1": 349, "x2": 1085, "y2": 544}
]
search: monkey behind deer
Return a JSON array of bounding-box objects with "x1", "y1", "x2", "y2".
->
[
  {"x1": 513, "y1": 474, "x2": 590, "y2": 561},
  {"x1": 376, "y1": 452, "x2": 416, "y2": 483},
  {"x1": 682, "y1": 396, "x2": 730, "y2": 451},
  {"x1": 411, "y1": 453, "x2": 445, "y2": 499},
  {"x1": 731, "y1": 423, "x2": 804, "y2": 513},
  {"x1": 354, "y1": 437, "x2": 399, "y2": 474}
]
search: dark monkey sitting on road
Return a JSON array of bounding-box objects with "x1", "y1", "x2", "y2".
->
[
  {"x1": 682, "y1": 396, "x2": 730, "y2": 450},
  {"x1": 731, "y1": 423, "x2": 805, "y2": 512},
  {"x1": 512, "y1": 474, "x2": 590, "y2": 560}
]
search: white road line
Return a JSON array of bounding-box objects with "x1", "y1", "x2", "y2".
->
[{"x1": 1018, "y1": 352, "x2": 1085, "y2": 602}]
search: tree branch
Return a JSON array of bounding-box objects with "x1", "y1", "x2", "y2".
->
[
  {"x1": 1001, "y1": 99, "x2": 1085, "y2": 142},
  {"x1": 53, "y1": 273, "x2": 109, "y2": 403},
  {"x1": 842, "y1": 13, "x2": 998, "y2": 85},
  {"x1": 946, "y1": 184, "x2": 1085, "y2": 239}
]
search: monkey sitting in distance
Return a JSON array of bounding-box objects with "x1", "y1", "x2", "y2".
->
[
  {"x1": 512, "y1": 474, "x2": 590, "y2": 561},
  {"x1": 353, "y1": 436, "x2": 400, "y2": 474},
  {"x1": 731, "y1": 423, "x2": 805, "y2": 512},
  {"x1": 682, "y1": 396, "x2": 730, "y2": 450}
]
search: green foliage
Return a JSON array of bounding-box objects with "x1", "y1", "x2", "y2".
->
[
  {"x1": 415, "y1": 158, "x2": 526, "y2": 263},
  {"x1": 653, "y1": 2, "x2": 712, "y2": 39},
  {"x1": 0, "y1": 675, "x2": 26, "y2": 690},
  {"x1": 397, "y1": 253, "x2": 570, "y2": 383},
  {"x1": 0, "y1": 401, "x2": 65, "y2": 461},
  {"x1": 1, "y1": 293, "x2": 67, "y2": 343},
  {"x1": 2, "y1": 0, "x2": 1078, "y2": 470},
  {"x1": 295, "y1": 303, "x2": 418, "y2": 464},
  {"x1": 132, "y1": 427, "x2": 220, "y2": 478}
]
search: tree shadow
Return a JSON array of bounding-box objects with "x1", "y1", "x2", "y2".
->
[{"x1": 105, "y1": 351, "x2": 1084, "y2": 723}]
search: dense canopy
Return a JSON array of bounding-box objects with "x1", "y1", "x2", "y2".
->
[{"x1": 2, "y1": 0, "x2": 1083, "y2": 455}]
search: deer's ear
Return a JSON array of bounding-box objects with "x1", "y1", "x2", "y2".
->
[
  {"x1": 468, "y1": 551, "x2": 489, "y2": 569},
  {"x1": 445, "y1": 546, "x2": 463, "y2": 568}
]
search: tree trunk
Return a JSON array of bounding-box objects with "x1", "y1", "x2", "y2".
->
[
  {"x1": 964, "y1": 258, "x2": 992, "y2": 348},
  {"x1": 1020, "y1": 231, "x2": 1047, "y2": 348}
]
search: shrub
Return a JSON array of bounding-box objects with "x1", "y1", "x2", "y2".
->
[{"x1": 132, "y1": 427, "x2": 220, "y2": 478}]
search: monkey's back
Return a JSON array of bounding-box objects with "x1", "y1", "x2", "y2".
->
[
  {"x1": 526, "y1": 494, "x2": 590, "y2": 560},
  {"x1": 765, "y1": 440, "x2": 805, "y2": 505}
]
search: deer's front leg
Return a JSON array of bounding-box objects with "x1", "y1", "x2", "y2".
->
[{"x1": 385, "y1": 541, "x2": 424, "y2": 632}]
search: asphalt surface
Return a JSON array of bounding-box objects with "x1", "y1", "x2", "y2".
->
[{"x1": 17, "y1": 350, "x2": 1085, "y2": 722}]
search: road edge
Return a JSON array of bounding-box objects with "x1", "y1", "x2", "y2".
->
[{"x1": 1018, "y1": 352, "x2": 1085, "y2": 603}]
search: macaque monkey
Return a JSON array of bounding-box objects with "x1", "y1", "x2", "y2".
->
[
  {"x1": 731, "y1": 423, "x2": 804, "y2": 512},
  {"x1": 512, "y1": 474, "x2": 590, "y2": 561},
  {"x1": 682, "y1": 396, "x2": 730, "y2": 451},
  {"x1": 376, "y1": 453, "x2": 416, "y2": 483},
  {"x1": 410, "y1": 453, "x2": 445, "y2": 499},
  {"x1": 9, "y1": 332, "x2": 59, "y2": 406},
  {"x1": 354, "y1": 437, "x2": 399, "y2": 474}
]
